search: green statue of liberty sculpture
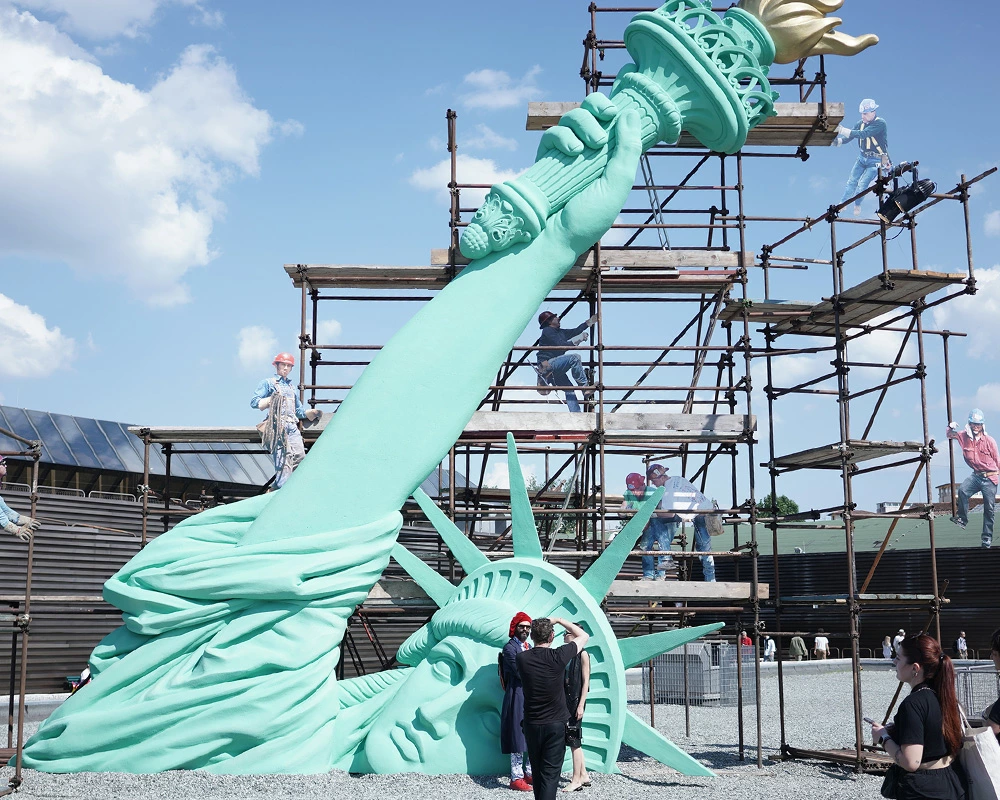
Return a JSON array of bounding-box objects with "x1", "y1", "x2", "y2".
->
[{"x1": 19, "y1": 0, "x2": 875, "y2": 777}]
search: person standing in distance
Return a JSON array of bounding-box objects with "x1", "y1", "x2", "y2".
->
[
  {"x1": 947, "y1": 408, "x2": 999, "y2": 548},
  {"x1": 501, "y1": 612, "x2": 534, "y2": 791},
  {"x1": 517, "y1": 618, "x2": 589, "y2": 800}
]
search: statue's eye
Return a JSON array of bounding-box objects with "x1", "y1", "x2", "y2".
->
[{"x1": 431, "y1": 657, "x2": 462, "y2": 684}]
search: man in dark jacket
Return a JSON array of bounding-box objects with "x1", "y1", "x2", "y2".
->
[
  {"x1": 501, "y1": 612, "x2": 533, "y2": 791},
  {"x1": 536, "y1": 311, "x2": 597, "y2": 412}
]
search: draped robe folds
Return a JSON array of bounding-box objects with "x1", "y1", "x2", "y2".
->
[{"x1": 20, "y1": 494, "x2": 403, "y2": 773}]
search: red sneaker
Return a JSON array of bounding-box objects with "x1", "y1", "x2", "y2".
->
[
  {"x1": 510, "y1": 778, "x2": 532, "y2": 791},
  {"x1": 525, "y1": 776, "x2": 533, "y2": 785}
]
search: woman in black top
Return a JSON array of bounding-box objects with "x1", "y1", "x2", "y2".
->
[{"x1": 870, "y1": 634, "x2": 966, "y2": 800}]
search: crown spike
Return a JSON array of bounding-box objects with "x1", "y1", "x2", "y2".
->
[
  {"x1": 622, "y1": 710, "x2": 715, "y2": 777},
  {"x1": 618, "y1": 622, "x2": 725, "y2": 669},
  {"x1": 412, "y1": 488, "x2": 490, "y2": 574},
  {"x1": 506, "y1": 433, "x2": 543, "y2": 561},
  {"x1": 390, "y1": 542, "x2": 457, "y2": 608},
  {"x1": 578, "y1": 487, "x2": 664, "y2": 601}
]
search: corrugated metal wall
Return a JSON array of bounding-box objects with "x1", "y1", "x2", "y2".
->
[{"x1": 4, "y1": 491, "x2": 999, "y2": 692}]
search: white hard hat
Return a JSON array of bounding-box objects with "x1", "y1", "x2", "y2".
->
[{"x1": 859, "y1": 98, "x2": 878, "y2": 113}]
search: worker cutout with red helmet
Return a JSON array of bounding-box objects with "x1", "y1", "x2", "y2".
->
[{"x1": 251, "y1": 352, "x2": 321, "y2": 489}]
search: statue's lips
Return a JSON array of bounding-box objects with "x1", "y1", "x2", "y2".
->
[{"x1": 389, "y1": 723, "x2": 423, "y2": 762}]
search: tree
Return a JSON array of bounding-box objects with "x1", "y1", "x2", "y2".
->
[{"x1": 756, "y1": 493, "x2": 799, "y2": 517}]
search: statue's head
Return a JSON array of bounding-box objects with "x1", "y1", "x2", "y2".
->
[
  {"x1": 363, "y1": 597, "x2": 515, "y2": 774},
  {"x1": 360, "y1": 435, "x2": 723, "y2": 777}
]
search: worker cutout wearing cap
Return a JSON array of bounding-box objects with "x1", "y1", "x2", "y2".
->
[
  {"x1": 535, "y1": 310, "x2": 597, "y2": 412},
  {"x1": 834, "y1": 98, "x2": 890, "y2": 216},
  {"x1": 251, "y1": 352, "x2": 322, "y2": 489}
]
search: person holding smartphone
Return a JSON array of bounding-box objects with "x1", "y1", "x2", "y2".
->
[{"x1": 870, "y1": 634, "x2": 966, "y2": 799}]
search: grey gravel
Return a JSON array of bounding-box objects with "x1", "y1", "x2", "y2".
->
[{"x1": 3, "y1": 665, "x2": 900, "y2": 799}]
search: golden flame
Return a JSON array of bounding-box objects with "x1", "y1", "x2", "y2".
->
[{"x1": 736, "y1": 0, "x2": 878, "y2": 64}]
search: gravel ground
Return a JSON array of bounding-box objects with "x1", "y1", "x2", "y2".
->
[{"x1": 3, "y1": 665, "x2": 898, "y2": 799}]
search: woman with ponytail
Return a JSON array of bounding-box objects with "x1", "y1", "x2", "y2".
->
[{"x1": 870, "y1": 634, "x2": 967, "y2": 799}]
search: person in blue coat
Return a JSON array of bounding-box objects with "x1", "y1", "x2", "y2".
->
[{"x1": 501, "y1": 612, "x2": 533, "y2": 791}]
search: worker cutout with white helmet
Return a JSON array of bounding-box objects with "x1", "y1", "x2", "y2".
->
[
  {"x1": 947, "y1": 408, "x2": 999, "y2": 548},
  {"x1": 251, "y1": 352, "x2": 321, "y2": 489},
  {"x1": 834, "y1": 98, "x2": 890, "y2": 216}
]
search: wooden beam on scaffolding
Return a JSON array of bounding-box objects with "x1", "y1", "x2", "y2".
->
[
  {"x1": 130, "y1": 413, "x2": 756, "y2": 447},
  {"x1": 770, "y1": 440, "x2": 924, "y2": 470},
  {"x1": 606, "y1": 580, "x2": 769, "y2": 601},
  {"x1": 283, "y1": 260, "x2": 745, "y2": 294},
  {"x1": 764, "y1": 270, "x2": 967, "y2": 336},
  {"x1": 527, "y1": 101, "x2": 845, "y2": 147}
]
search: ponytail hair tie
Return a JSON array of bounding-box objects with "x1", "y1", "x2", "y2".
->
[{"x1": 939, "y1": 652, "x2": 945, "y2": 663}]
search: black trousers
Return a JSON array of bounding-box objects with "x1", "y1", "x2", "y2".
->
[{"x1": 524, "y1": 721, "x2": 566, "y2": 800}]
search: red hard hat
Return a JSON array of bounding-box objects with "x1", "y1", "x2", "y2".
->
[
  {"x1": 272, "y1": 352, "x2": 295, "y2": 366},
  {"x1": 538, "y1": 311, "x2": 557, "y2": 329},
  {"x1": 626, "y1": 472, "x2": 645, "y2": 491}
]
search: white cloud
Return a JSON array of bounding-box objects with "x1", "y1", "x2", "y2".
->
[
  {"x1": 276, "y1": 119, "x2": 304, "y2": 137},
  {"x1": 932, "y1": 267, "x2": 1000, "y2": 359},
  {"x1": 968, "y1": 383, "x2": 1000, "y2": 413},
  {"x1": 985, "y1": 210, "x2": 1000, "y2": 237},
  {"x1": 484, "y1": 460, "x2": 537, "y2": 491},
  {"x1": 237, "y1": 325, "x2": 277, "y2": 372},
  {"x1": 316, "y1": 319, "x2": 342, "y2": 343},
  {"x1": 409, "y1": 154, "x2": 523, "y2": 206},
  {"x1": 0, "y1": 12, "x2": 284, "y2": 305},
  {"x1": 461, "y1": 65, "x2": 542, "y2": 110},
  {"x1": 14, "y1": 0, "x2": 221, "y2": 39},
  {"x1": 0, "y1": 294, "x2": 76, "y2": 377},
  {"x1": 464, "y1": 123, "x2": 517, "y2": 151}
]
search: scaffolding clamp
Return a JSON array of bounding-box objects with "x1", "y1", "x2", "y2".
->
[{"x1": 15, "y1": 613, "x2": 30, "y2": 632}]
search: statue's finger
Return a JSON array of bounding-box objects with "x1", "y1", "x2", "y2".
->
[
  {"x1": 580, "y1": 92, "x2": 618, "y2": 122},
  {"x1": 557, "y1": 107, "x2": 610, "y2": 150},
  {"x1": 603, "y1": 110, "x2": 641, "y2": 193},
  {"x1": 538, "y1": 125, "x2": 585, "y2": 158}
]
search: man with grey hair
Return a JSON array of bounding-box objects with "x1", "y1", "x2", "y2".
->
[{"x1": 517, "y1": 618, "x2": 590, "y2": 799}]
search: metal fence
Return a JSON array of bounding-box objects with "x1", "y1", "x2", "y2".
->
[
  {"x1": 956, "y1": 666, "x2": 999, "y2": 718},
  {"x1": 641, "y1": 641, "x2": 755, "y2": 707}
]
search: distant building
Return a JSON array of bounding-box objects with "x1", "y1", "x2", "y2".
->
[
  {"x1": 935, "y1": 482, "x2": 983, "y2": 510},
  {"x1": 876, "y1": 501, "x2": 918, "y2": 514}
]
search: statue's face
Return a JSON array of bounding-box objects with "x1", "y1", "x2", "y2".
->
[{"x1": 364, "y1": 634, "x2": 506, "y2": 774}]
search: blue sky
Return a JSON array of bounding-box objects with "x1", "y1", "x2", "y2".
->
[{"x1": 0, "y1": 1, "x2": 998, "y2": 513}]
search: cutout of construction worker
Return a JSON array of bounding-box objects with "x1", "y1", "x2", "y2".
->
[
  {"x1": 947, "y1": 408, "x2": 998, "y2": 548},
  {"x1": 0, "y1": 456, "x2": 40, "y2": 541},
  {"x1": 834, "y1": 98, "x2": 889, "y2": 216},
  {"x1": 251, "y1": 352, "x2": 321, "y2": 489}
]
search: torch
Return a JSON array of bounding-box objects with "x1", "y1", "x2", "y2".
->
[{"x1": 459, "y1": 0, "x2": 877, "y2": 261}]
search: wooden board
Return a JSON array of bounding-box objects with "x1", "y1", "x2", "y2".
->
[
  {"x1": 768, "y1": 270, "x2": 968, "y2": 336},
  {"x1": 771, "y1": 439, "x2": 924, "y2": 469},
  {"x1": 607, "y1": 580, "x2": 769, "y2": 601},
  {"x1": 430, "y1": 248, "x2": 752, "y2": 270},
  {"x1": 284, "y1": 261, "x2": 742, "y2": 294},
  {"x1": 719, "y1": 299, "x2": 815, "y2": 322},
  {"x1": 132, "y1": 413, "x2": 756, "y2": 447},
  {"x1": 527, "y1": 102, "x2": 845, "y2": 148}
]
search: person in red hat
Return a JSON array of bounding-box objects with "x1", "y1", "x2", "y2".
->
[
  {"x1": 251, "y1": 352, "x2": 321, "y2": 489},
  {"x1": 501, "y1": 611, "x2": 533, "y2": 791},
  {"x1": 535, "y1": 311, "x2": 597, "y2": 412}
]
